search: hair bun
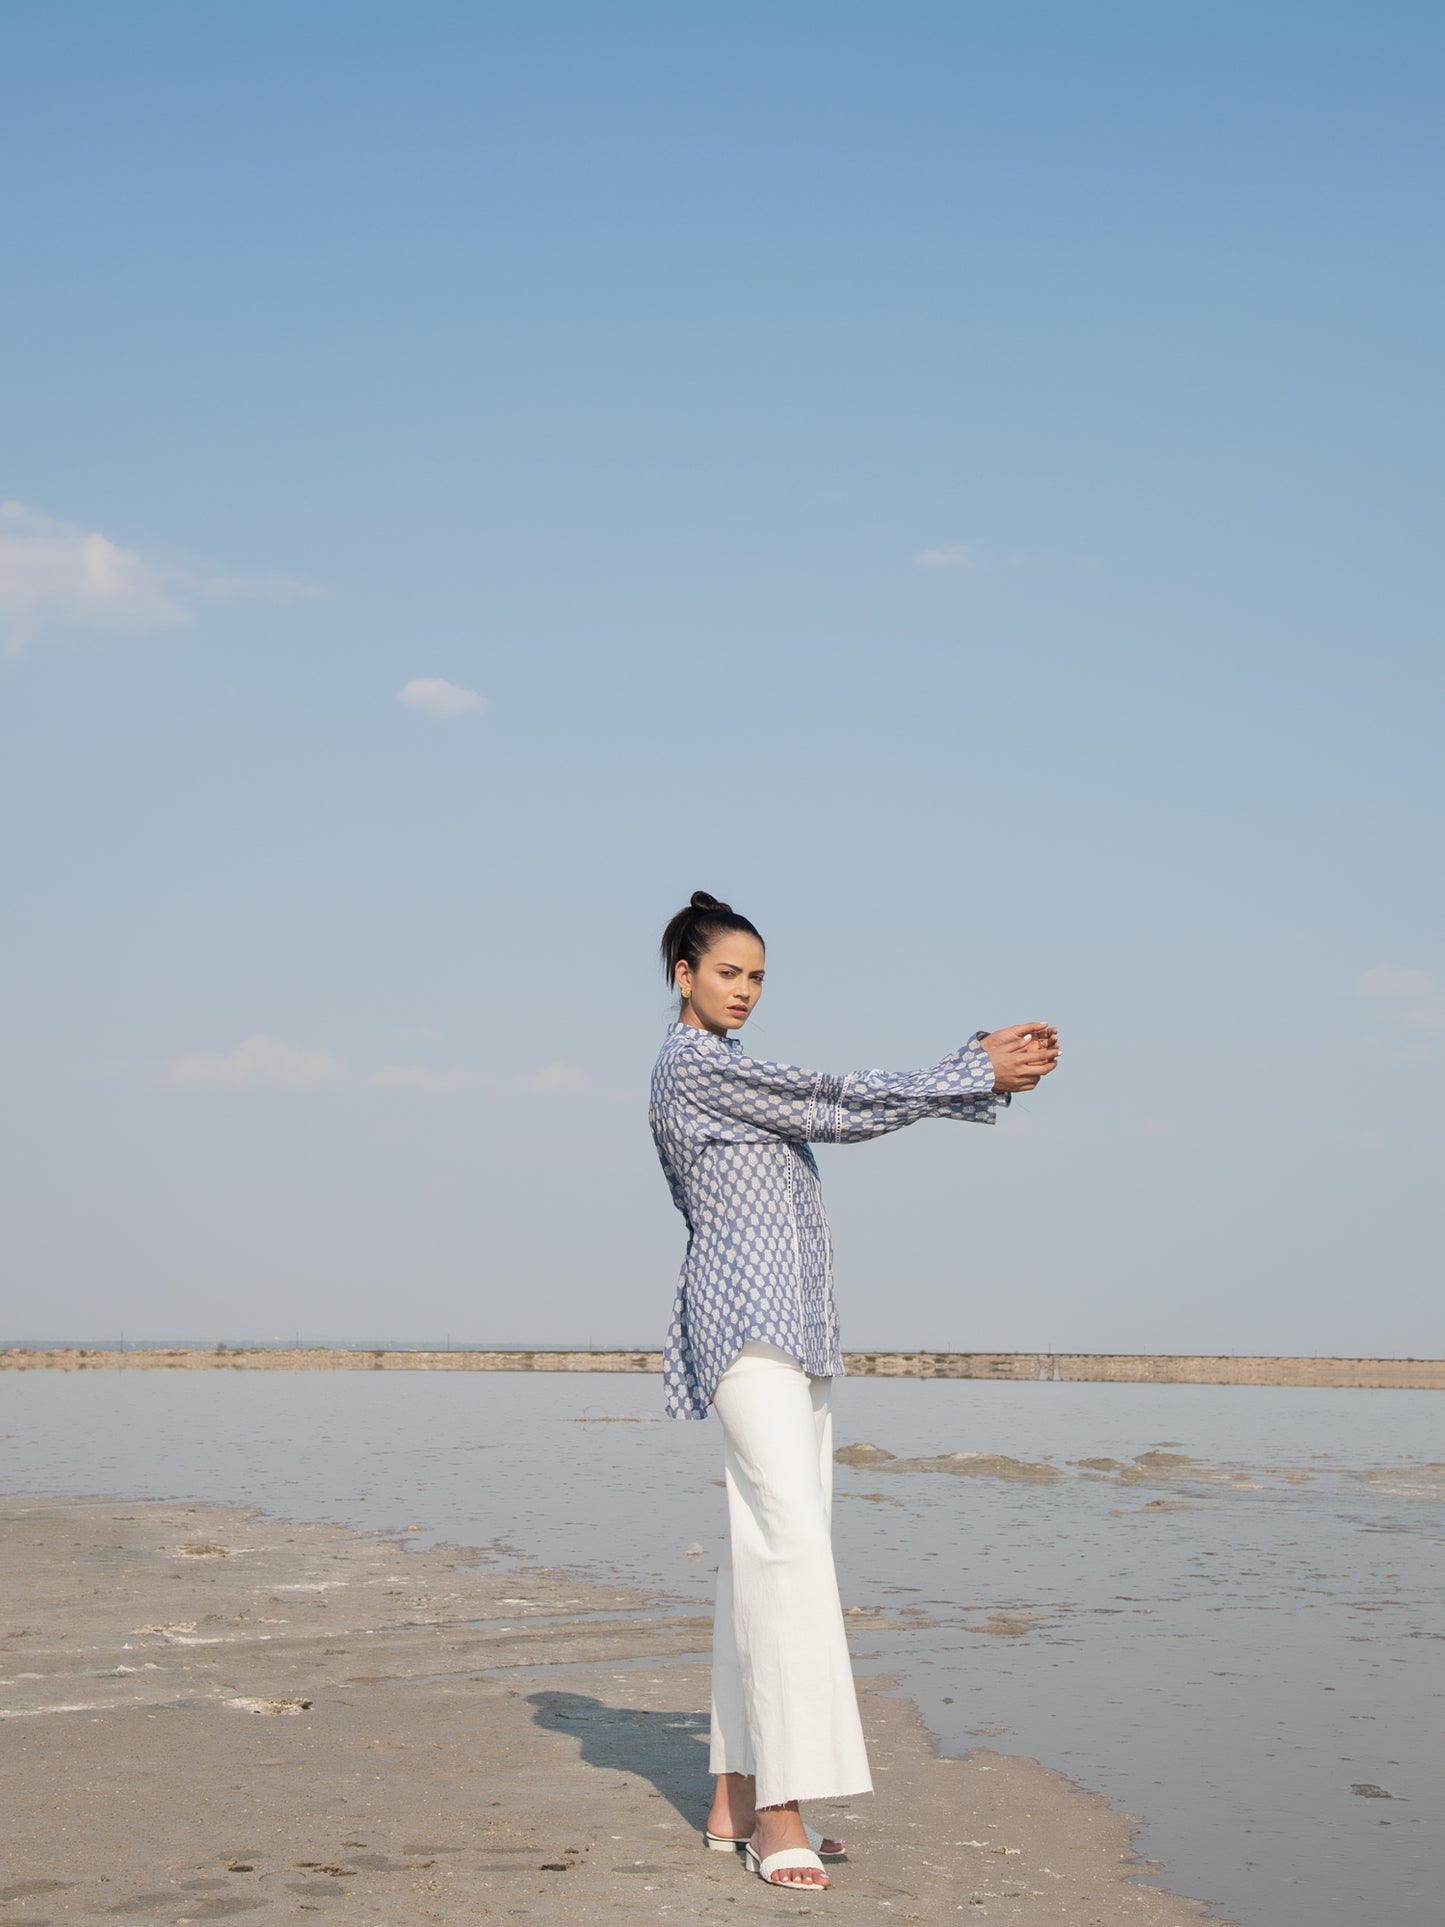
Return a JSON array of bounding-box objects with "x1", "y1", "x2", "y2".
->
[{"x1": 660, "y1": 890, "x2": 761, "y2": 987}]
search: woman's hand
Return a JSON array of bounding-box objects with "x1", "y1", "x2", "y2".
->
[{"x1": 981, "y1": 1024, "x2": 1060, "y2": 1092}]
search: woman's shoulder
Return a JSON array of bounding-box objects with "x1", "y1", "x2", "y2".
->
[{"x1": 653, "y1": 1024, "x2": 740, "y2": 1087}]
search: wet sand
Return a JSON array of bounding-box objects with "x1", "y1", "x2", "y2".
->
[
  {"x1": 0, "y1": 1494, "x2": 1219, "y2": 1924},
  {"x1": 5, "y1": 1347, "x2": 1441, "y2": 1388}
]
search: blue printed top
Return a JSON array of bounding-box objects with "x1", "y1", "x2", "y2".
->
[{"x1": 649, "y1": 1021, "x2": 1004, "y2": 1419}]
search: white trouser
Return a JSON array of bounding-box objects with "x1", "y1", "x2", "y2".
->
[{"x1": 708, "y1": 1340, "x2": 873, "y2": 1808}]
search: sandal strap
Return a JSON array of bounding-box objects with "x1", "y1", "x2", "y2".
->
[{"x1": 757, "y1": 1846, "x2": 826, "y2": 1880}]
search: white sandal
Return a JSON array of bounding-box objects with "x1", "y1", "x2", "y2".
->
[
  {"x1": 705, "y1": 1822, "x2": 842, "y2": 1857},
  {"x1": 742, "y1": 1837, "x2": 830, "y2": 1887},
  {"x1": 704, "y1": 1828, "x2": 748, "y2": 1853}
]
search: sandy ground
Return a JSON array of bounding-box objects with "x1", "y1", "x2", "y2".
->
[{"x1": 0, "y1": 1495, "x2": 1221, "y2": 1925}]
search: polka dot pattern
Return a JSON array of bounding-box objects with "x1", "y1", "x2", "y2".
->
[{"x1": 649, "y1": 1022, "x2": 1002, "y2": 1419}]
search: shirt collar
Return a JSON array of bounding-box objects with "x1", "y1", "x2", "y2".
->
[{"x1": 671, "y1": 1019, "x2": 742, "y2": 1049}]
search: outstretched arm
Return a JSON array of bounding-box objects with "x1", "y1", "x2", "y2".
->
[{"x1": 672, "y1": 1032, "x2": 1013, "y2": 1143}]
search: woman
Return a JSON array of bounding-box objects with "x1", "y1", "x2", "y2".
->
[{"x1": 648, "y1": 890, "x2": 1060, "y2": 1890}]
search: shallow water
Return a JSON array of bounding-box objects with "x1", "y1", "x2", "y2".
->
[{"x1": 2, "y1": 1370, "x2": 1441, "y2": 1926}]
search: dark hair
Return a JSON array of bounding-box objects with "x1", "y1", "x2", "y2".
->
[{"x1": 659, "y1": 890, "x2": 764, "y2": 990}]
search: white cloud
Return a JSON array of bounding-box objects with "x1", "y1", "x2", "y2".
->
[
  {"x1": 399, "y1": 677, "x2": 487, "y2": 719},
  {"x1": 361, "y1": 1065, "x2": 483, "y2": 1095},
  {"x1": 0, "y1": 500, "x2": 325, "y2": 656},
  {"x1": 914, "y1": 542, "x2": 985, "y2": 571},
  {"x1": 160, "y1": 1035, "x2": 586, "y2": 1097},
  {"x1": 1355, "y1": 964, "x2": 1445, "y2": 1031},
  {"x1": 1, "y1": 500, "x2": 187, "y2": 653},
  {"x1": 193, "y1": 573, "x2": 328, "y2": 607},
  {"x1": 517, "y1": 1062, "x2": 591, "y2": 1097},
  {"x1": 165, "y1": 1035, "x2": 347, "y2": 1090}
]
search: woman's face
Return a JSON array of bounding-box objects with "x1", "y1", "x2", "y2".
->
[{"x1": 677, "y1": 932, "x2": 766, "y2": 1035}]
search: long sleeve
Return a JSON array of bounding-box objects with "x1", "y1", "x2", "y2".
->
[
  {"x1": 672, "y1": 1032, "x2": 1002, "y2": 1144},
  {"x1": 651, "y1": 1020, "x2": 1009, "y2": 1419}
]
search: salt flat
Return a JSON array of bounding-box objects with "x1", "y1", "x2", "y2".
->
[
  {"x1": 3, "y1": 1369, "x2": 1441, "y2": 1924},
  {"x1": 0, "y1": 1494, "x2": 1212, "y2": 1924}
]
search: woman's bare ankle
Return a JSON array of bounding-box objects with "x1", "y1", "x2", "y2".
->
[
  {"x1": 754, "y1": 1801, "x2": 844, "y2": 1859},
  {"x1": 708, "y1": 1770, "x2": 757, "y2": 1836}
]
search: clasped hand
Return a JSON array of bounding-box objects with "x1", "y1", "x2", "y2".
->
[{"x1": 980, "y1": 1023, "x2": 1060, "y2": 1093}]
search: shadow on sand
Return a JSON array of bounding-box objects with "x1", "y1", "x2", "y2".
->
[{"x1": 527, "y1": 1690, "x2": 712, "y2": 1828}]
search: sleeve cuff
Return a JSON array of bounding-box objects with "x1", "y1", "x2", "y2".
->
[
  {"x1": 966, "y1": 1031, "x2": 1009, "y2": 1108},
  {"x1": 965, "y1": 1031, "x2": 997, "y2": 1087}
]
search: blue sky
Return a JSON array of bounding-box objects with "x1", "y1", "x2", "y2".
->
[{"x1": 2, "y1": 3, "x2": 1441, "y2": 1352}]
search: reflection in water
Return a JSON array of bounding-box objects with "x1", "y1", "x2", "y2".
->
[{"x1": 2, "y1": 1371, "x2": 1441, "y2": 1927}]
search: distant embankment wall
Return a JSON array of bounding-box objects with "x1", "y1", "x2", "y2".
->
[{"x1": 3, "y1": 1348, "x2": 1442, "y2": 1390}]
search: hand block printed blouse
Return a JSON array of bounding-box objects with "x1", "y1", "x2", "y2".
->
[{"x1": 649, "y1": 1021, "x2": 1005, "y2": 1419}]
